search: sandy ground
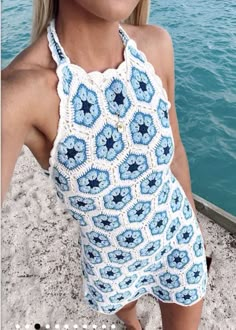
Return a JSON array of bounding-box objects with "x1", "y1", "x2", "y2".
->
[{"x1": 1, "y1": 145, "x2": 236, "y2": 330}]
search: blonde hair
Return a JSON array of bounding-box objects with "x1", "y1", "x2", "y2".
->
[{"x1": 31, "y1": 0, "x2": 150, "y2": 43}]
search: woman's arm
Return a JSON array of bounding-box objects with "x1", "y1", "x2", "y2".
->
[
  {"x1": 1, "y1": 69, "x2": 35, "y2": 205},
  {"x1": 159, "y1": 28, "x2": 198, "y2": 217}
]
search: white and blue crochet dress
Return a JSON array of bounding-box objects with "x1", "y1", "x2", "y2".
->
[{"x1": 43, "y1": 18, "x2": 208, "y2": 315}]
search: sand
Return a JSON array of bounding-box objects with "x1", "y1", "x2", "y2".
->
[{"x1": 1, "y1": 145, "x2": 236, "y2": 330}]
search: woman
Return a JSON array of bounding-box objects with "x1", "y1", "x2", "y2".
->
[{"x1": 1, "y1": 1, "x2": 210, "y2": 329}]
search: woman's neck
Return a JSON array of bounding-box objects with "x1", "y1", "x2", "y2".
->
[{"x1": 56, "y1": 1, "x2": 126, "y2": 72}]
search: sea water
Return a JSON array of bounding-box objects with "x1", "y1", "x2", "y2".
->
[{"x1": 1, "y1": 0, "x2": 236, "y2": 215}]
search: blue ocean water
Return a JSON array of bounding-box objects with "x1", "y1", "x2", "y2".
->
[{"x1": 2, "y1": 0, "x2": 236, "y2": 216}]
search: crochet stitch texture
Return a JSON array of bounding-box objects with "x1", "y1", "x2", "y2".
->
[{"x1": 43, "y1": 18, "x2": 208, "y2": 315}]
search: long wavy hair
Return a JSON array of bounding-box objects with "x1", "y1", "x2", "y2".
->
[{"x1": 31, "y1": 0, "x2": 150, "y2": 43}]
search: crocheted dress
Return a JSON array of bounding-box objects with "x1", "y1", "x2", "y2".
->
[{"x1": 43, "y1": 18, "x2": 208, "y2": 315}]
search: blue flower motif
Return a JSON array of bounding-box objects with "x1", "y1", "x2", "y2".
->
[
  {"x1": 81, "y1": 263, "x2": 89, "y2": 280},
  {"x1": 159, "y1": 272, "x2": 180, "y2": 289},
  {"x1": 170, "y1": 171, "x2": 176, "y2": 183},
  {"x1": 155, "y1": 136, "x2": 174, "y2": 165},
  {"x1": 186, "y1": 263, "x2": 204, "y2": 284},
  {"x1": 93, "y1": 280, "x2": 113, "y2": 293},
  {"x1": 167, "y1": 248, "x2": 190, "y2": 269},
  {"x1": 119, "y1": 153, "x2": 148, "y2": 180},
  {"x1": 105, "y1": 79, "x2": 131, "y2": 117},
  {"x1": 166, "y1": 217, "x2": 181, "y2": 240},
  {"x1": 183, "y1": 198, "x2": 193, "y2": 220},
  {"x1": 117, "y1": 229, "x2": 144, "y2": 249},
  {"x1": 57, "y1": 135, "x2": 87, "y2": 170},
  {"x1": 144, "y1": 261, "x2": 163, "y2": 272},
  {"x1": 128, "y1": 45, "x2": 146, "y2": 63},
  {"x1": 157, "y1": 180, "x2": 170, "y2": 204},
  {"x1": 176, "y1": 225, "x2": 194, "y2": 244},
  {"x1": 103, "y1": 186, "x2": 132, "y2": 210},
  {"x1": 135, "y1": 275, "x2": 155, "y2": 288},
  {"x1": 72, "y1": 83, "x2": 101, "y2": 127},
  {"x1": 99, "y1": 265, "x2": 122, "y2": 280},
  {"x1": 149, "y1": 211, "x2": 169, "y2": 235},
  {"x1": 96, "y1": 124, "x2": 124, "y2": 161},
  {"x1": 193, "y1": 235, "x2": 204, "y2": 257},
  {"x1": 65, "y1": 209, "x2": 87, "y2": 226},
  {"x1": 56, "y1": 189, "x2": 65, "y2": 202},
  {"x1": 52, "y1": 167, "x2": 69, "y2": 191},
  {"x1": 157, "y1": 98, "x2": 170, "y2": 128},
  {"x1": 170, "y1": 187, "x2": 183, "y2": 212},
  {"x1": 139, "y1": 239, "x2": 161, "y2": 256},
  {"x1": 140, "y1": 171, "x2": 163, "y2": 194},
  {"x1": 155, "y1": 243, "x2": 173, "y2": 261},
  {"x1": 84, "y1": 244, "x2": 102, "y2": 264},
  {"x1": 62, "y1": 66, "x2": 72, "y2": 95},
  {"x1": 85, "y1": 292, "x2": 99, "y2": 309},
  {"x1": 152, "y1": 286, "x2": 171, "y2": 301},
  {"x1": 108, "y1": 249, "x2": 132, "y2": 264},
  {"x1": 130, "y1": 67, "x2": 155, "y2": 103},
  {"x1": 127, "y1": 201, "x2": 151, "y2": 222},
  {"x1": 131, "y1": 287, "x2": 148, "y2": 299},
  {"x1": 101, "y1": 304, "x2": 123, "y2": 314},
  {"x1": 69, "y1": 195, "x2": 96, "y2": 212},
  {"x1": 109, "y1": 290, "x2": 132, "y2": 303},
  {"x1": 86, "y1": 230, "x2": 111, "y2": 248},
  {"x1": 128, "y1": 259, "x2": 149, "y2": 272},
  {"x1": 118, "y1": 274, "x2": 138, "y2": 289},
  {"x1": 91, "y1": 214, "x2": 121, "y2": 231},
  {"x1": 77, "y1": 168, "x2": 110, "y2": 194},
  {"x1": 175, "y1": 288, "x2": 199, "y2": 305},
  {"x1": 83, "y1": 259, "x2": 95, "y2": 275},
  {"x1": 87, "y1": 284, "x2": 104, "y2": 302},
  {"x1": 129, "y1": 112, "x2": 157, "y2": 145}
]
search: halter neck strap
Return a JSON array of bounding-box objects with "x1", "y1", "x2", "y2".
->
[{"x1": 47, "y1": 18, "x2": 131, "y2": 66}]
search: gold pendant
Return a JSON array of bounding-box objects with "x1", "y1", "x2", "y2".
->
[{"x1": 117, "y1": 121, "x2": 123, "y2": 132}]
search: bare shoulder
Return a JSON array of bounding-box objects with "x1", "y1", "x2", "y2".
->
[
  {"x1": 1, "y1": 31, "x2": 57, "y2": 125},
  {"x1": 121, "y1": 22, "x2": 174, "y2": 87},
  {"x1": 1, "y1": 30, "x2": 55, "y2": 92},
  {"x1": 122, "y1": 22, "x2": 173, "y2": 58}
]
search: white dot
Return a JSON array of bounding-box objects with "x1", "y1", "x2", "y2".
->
[
  {"x1": 111, "y1": 325, "x2": 116, "y2": 329},
  {"x1": 64, "y1": 326, "x2": 69, "y2": 329},
  {"x1": 55, "y1": 325, "x2": 60, "y2": 329},
  {"x1": 102, "y1": 325, "x2": 107, "y2": 329},
  {"x1": 73, "y1": 325, "x2": 78, "y2": 329},
  {"x1": 25, "y1": 326, "x2": 30, "y2": 329},
  {"x1": 45, "y1": 325, "x2": 50, "y2": 329},
  {"x1": 92, "y1": 325, "x2": 97, "y2": 329},
  {"x1": 82, "y1": 325, "x2": 87, "y2": 329},
  {"x1": 15, "y1": 326, "x2": 20, "y2": 329}
]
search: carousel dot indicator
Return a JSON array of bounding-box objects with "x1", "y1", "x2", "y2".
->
[
  {"x1": 25, "y1": 325, "x2": 30, "y2": 329},
  {"x1": 73, "y1": 325, "x2": 78, "y2": 329},
  {"x1": 15, "y1": 325, "x2": 20, "y2": 329},
  {"x1": 64, "y1": 325, "x2": 69, "y2": 329},
  {"x1": 102, "y1": 325, "x2": 107, "y2": 329},
  {"x1": 111, "y1": 325, "x2": 116, "y2": 329},
  {"x1": 34, "y1": 324, "x2": 41, "y2": 329},
  {"x1": 55, "y1": 325, "x2": 60, "y2": 329},
  {"x1": 45, "y1": 325, "x2": 50, "y2": 329}
]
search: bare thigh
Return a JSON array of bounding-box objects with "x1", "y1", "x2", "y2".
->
[
  {"x1": 158, "y1": 297, "x2": 205, "y2": 330},
  {"x1": 115, "y1": 299, "x2": 140, "y2": 327}
]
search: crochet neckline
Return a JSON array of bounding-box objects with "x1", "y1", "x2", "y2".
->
[
  {"x1": 48, "y1": 18, "x2": 134, "y2": 78},
  {"x1": 43, "y1": 19, "x2": 172, "y2": 176}
]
